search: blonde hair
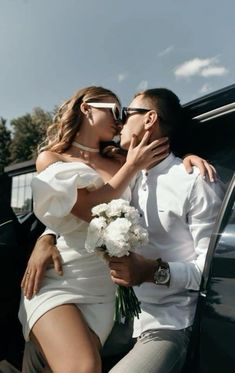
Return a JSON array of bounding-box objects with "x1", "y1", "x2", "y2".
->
[{"x1": 39, "y1": 86, "x2": 120, "y2": 153}]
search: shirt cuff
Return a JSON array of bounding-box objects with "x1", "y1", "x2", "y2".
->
[{"x1": 168, "y1": 261, "x2": 201, "y2": 290}]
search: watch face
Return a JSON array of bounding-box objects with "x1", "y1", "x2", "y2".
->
[
  {"x1": 154, "y1": 266, "x2": 170, "y2": 285},
  {"x1": 158, "y1": 268, "x2": 168, "y2": 282}
]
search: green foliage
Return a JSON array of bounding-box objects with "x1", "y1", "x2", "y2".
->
[
  {"x1": 0, "y1": 117, "x2": 11, "y2": 174},
  {"x1": 10, "y1": 108, "x2": 53, "y2": 164}
]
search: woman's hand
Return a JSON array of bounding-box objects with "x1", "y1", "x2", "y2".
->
[
  {"x1": 21, "y1": 235, "x2": 63, "y2": 299},
  {"x1": 183, "y1": 154, "x2": 217, "y2": 182},
  {"x1": 126, "y1": 132, "x2": 169, "y2": 171}
]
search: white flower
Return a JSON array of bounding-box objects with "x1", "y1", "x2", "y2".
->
[
  {"x1": 91, "y1": 203, "x2": 108, "y2": 217},
  {"x1": 85, "y1": 198, "x2": 147, "y2": 323},
  {"x1": 128, "y1": 226, "x2": 149, "y2": 250},
  {"x1": 105, "y1": 199, "x2": 130, "y2": 218},
  {"x1": 104, "y1": 218, "x2": 132, "y2": 257},
  {"x1": 85, "y1": 217, "x2": 107, "y2": 253},
  {"x1": 124, "y1": 206, "x2": 140, "y2": 225},
  {"x1": 85, "y1": 199, "x2": 148, "y2": 258}
]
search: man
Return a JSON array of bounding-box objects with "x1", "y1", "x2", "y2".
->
[
  {"x1": 22, "y1": 88, "x2": 223, "y2": 373},
  {"x1": 106, "y1": 88, "x2": 224, "y2": 372}
]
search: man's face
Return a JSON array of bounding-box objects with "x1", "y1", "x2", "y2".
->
[{"x1": 120, "y1": 95, "x2": 151, "y2": 150}]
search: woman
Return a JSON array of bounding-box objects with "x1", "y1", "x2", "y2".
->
[
  {"x1": 19, "y1": 86, "x2": 214, "y2": 373},
  {"x1": 19, "y1": 86, "x2": 172, "y2": 373}
]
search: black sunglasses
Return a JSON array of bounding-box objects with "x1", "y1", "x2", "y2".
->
[{"x1": 122, "y1": 107, "x2": 151, "y2": 123}]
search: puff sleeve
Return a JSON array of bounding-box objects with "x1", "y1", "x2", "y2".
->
[{"x1": 31, "y1": 162, "x2": 104, "y2": 234}]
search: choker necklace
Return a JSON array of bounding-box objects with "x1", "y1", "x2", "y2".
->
[{"x1": 72, "y1": 141, "x2": 99, "y2": 153}]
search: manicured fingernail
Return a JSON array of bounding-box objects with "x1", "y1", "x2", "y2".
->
[
  {"x1": 211, "y1": 178, "x2": 214, "y2": 182},
  {"x1": 202, "y1": 175, "x2": 206, "y2": 179}
]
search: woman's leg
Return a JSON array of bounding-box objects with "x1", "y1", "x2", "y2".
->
[{"x1": 32, "y1": 304, "x2": 102, "y2": 373}]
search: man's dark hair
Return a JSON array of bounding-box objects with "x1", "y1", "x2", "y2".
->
[{"x1": 136, "y1": 88, "x2": 194, "y2": 156}]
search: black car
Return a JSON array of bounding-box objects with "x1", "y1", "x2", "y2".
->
[
  {"x1": 182, "y1": 84, "x2": 235, "y2": 372},
  {"x1": 184, "y1": 83, "x2": 235, "y2": 186},
  {"x1": 184, "y1": 174, "x2": 235, "y2": 373},
  {"x1": 0, "y1": 84, "x2": 235, "y2": 372},
  {"x1": 197, "y1": 173, "x2": 235, "y2": 372}
]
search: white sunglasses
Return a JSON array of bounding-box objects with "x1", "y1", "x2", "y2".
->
[{"x1": 87, "y1": 102, "x2": 121, "y2": 122}]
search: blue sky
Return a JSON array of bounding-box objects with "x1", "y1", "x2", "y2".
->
[{"x1": 1, "y1": 0, "x2": 234, "y2": 124}]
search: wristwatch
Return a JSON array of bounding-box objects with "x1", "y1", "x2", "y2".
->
[{"x1": 154, "y1": 258, "x2": 171, "y2": 286}]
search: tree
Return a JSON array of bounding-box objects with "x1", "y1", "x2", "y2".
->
[
  {"x1": 10, "y1": 108, "x2": 53, "y2": 164},
  {"x1": 0, "y1": 117, "x2": 11, "y2": 173}
]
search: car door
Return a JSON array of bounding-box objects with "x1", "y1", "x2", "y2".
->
[{"x1": 198, "y1": 174, "x2": 235, "y2": 372}]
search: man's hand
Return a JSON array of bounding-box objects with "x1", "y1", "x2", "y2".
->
[
  {"x1": 108, "y1": 252, "x2": 157, "y2": 287},
  {"x1": 21, "y1": 235, "x2": 63, "y2": 299}
]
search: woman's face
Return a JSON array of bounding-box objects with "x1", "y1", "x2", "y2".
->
[{"x1": 87, "y1": 96, "x2": 121, "y2": 142}]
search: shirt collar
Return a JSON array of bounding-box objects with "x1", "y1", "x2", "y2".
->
[{"x1": 142, "y1": 152, "x2": 176, "y2": 176}]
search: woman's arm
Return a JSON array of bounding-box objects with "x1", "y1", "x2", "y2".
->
[
  {"x1": 183, "y1": 154, "x2": 217, "y2": 182},
  {"x1": 37, "y1": 133, "x2": 169, "y2": 222}
]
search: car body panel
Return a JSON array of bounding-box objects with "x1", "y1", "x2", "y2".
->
[{"x1": 195, "y1": 174, "x2": 235, "y2": 372}]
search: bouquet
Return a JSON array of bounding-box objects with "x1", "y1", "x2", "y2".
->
[{"x1": 85, "y1": 199, "x2": 149, "y2": 323}]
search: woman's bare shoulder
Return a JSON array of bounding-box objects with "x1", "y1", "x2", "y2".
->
[{"x1": 36, "y1": 150, "x2": 62, "y2": 172}]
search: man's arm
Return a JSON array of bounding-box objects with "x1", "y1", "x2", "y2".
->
[
  {"x1": 21, "y1": 229, "x2": 62, "y2": 299},
  {"x1": 109, "y1": 177, "x2": 224, "y2": 289},
  {"x1": 168, "y1": 175, "x2": 224, "y2": 290}
]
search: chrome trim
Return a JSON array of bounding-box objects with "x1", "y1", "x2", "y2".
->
[
  {"x1": 194, "y1": 102, "x2": 235, "y2": 122},
  {"x1": 0, "y1": 219, "x2": 13, "y2": 228}
]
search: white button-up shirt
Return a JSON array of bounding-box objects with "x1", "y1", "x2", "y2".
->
[{"x1": 131, "y1": 153, "x2": 224, "y2": 337}]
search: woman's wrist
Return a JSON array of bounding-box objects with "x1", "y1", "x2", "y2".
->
[{"x1": 38, "y1": 234, "x2": 57, "y2": 245}]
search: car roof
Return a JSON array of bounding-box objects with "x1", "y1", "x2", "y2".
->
[{"x1": 184, "y1": 83, "x2": 235, "y2": 119}]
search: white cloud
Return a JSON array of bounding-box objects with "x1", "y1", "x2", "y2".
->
[
  {"x1": 174, "y1": 57, "x2": 214, "y2": 78},
  {"x1": 136, "y1": 80, "x2": 148, "y2": 91},
  {"x1": 174, "y1": 57, "x2": 228, "y2": 79},
  {"x1": 199, "y1": 83, "x2": 212, "y2": 94},
  {"x1": 118, "y1": 73, "x2": 128, "y2": 82},
  {"x1": 158, "y1": 45, "x2": 174, "y2": 57},
  {"x1": 200, "y1": 66, "x2": 228, "y2": 77}
]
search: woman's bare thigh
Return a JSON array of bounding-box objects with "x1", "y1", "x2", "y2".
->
[{"x1": 32, "y1": 303, "x2": 101, "y2": 372}]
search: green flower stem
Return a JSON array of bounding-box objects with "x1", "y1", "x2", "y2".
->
[{"x1": 115, "y1": 285, "x2": 141, "y2": 323}]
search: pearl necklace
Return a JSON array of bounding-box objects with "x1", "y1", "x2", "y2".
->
[{"x1": 72, "y1": 141, "x2": 99, "y2": 153}]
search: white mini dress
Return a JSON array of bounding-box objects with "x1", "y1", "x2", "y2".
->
[{"x1": 18, "y1": 161, "x2": 131, "y2": 345}]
